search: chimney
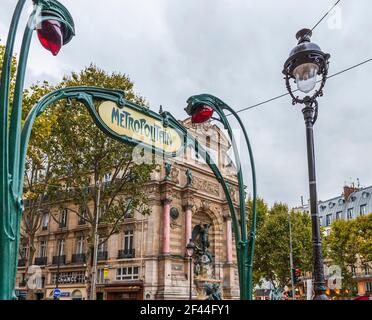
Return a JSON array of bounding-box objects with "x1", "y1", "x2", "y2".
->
[{"x1": 343, "y1": 185, "x2": 358, "y2": 201}]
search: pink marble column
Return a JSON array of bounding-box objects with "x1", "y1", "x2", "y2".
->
[
  {"x1": 162, "y1": 199, "x2": 171, "y2": 254},
  {"x1": 184, "y1": 205, "x2": 192, "y2": 249},
  {"x1": 226, "y1": 217, "x2": 233, "y2": 263}
]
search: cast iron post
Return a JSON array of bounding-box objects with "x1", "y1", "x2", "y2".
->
[
  {"x1": 0, "y1": 0, "x2": 75, "y2": 300},
  {"x1": 185, "y1": 94, "x2": 257, "y2": 300},
  {"x1": 302, "y1": 100, "x2": 328, "y2": 300}
]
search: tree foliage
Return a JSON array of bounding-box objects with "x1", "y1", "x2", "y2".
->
[
  {"x1": 324, "y1": 213, "x2": 372, "y2": 292},
  {"x1": 247, "y1": 200, "x2": 313, "y2": 290},
  {"x1": 20, "y1": 64, "x2": 157, "y2": 297}
]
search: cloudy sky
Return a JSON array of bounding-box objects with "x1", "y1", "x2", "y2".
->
[{"x1": 1, "y1": 0, "x2": 371, "y2": 207}]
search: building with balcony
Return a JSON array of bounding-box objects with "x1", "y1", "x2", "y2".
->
[{"x1": 16, "y1": 119, "x2": 241, "y2": 300}]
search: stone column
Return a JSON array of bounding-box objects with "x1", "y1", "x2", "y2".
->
[
  {"x1": 226, "y1": 217, "x2": 233, "y2": 264},
  {"x1": 184, "y1": 205, "x2": 192, "y2": 249},
  {"x1": 223, "y1": 212, "x2": 238, "y2": 299},
  {"x1": 161, "y1": 199, "x2": 171, "y2": 255}
]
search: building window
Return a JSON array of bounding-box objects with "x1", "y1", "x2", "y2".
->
[
  {"x1": 76, "y1": 236, "x2": 84, "y2": 254},
  {"x1": 39, "y1": 240, "x2": 47, "y2": 257},
  {"x1": 123, "y1": 230, "x2": 134, "y2": 251},
  {"x1": 41, "y1": 213, "x2": 49, "y2": 230},
  {"x1": 347, "y1": 208, "x2": 354, "y2": 220},
  {"x1": 351, "y1": 266, "x2": 356, "y2": 276},
  {"x1": 364, "y1": 264, "x2": 370, "y2": 276},
  {"x1": 104, "y1": 173, "x2": 112, "y2": 182},
  {"x1": 57, "y1": 239, "x2": 65, "y2": 256},
  {"x1": 59, "y1": 208, "x2": 68, "y2": 228},
  {"x1": 335, "y1": 211, "x2": 342, "y2": 220},
  {"x1": 122, "y1": 198, "x2": 134, "y2": 218},
  {"x1": 360, "y1": 204, "x2": 367, "y2": 216},
  {"x1": 97, "y1": 268, "x2": 104, "y2": 284},
  {"x1": 98, "y1": 203, "x2": 105, "y2": 220},
  {"x1": 116, "y1": 266, "x2": 139, "y2": 280},
  {"x1": 21, "y1": 243, "x2": 29, "y2": 259},
  {"x1": 71, "y1": 289, "x2": 83, "y2": 300},
  {"x1": 366, "y1": 282, "x2": 372, "y2": 293},
  {"x1": 325, "y1": 214, "x2": 332, "y2": 227},
  {"x1": 97, "y1": 235, "x2": 107, "y2": 253},
  {"x1": 78, "y1": 206, "x2": 87, "y2": 225}
]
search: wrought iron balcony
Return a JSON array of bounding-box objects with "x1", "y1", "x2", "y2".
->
[
  {"x1": 97, "y1": 251, "x2": 108, "y2": 261},
  {"x1": 34, "y1": 256, "x2": 48, "y2": 266},
  {"x1": 117, "y1": 248, "x2": 135, "y2": 259},
  {"x1": 52, "y1": 255, "x2": 66, "y2": 265},
  {"x1": 18, "y1": 258, "x2": 26, "y2": 267},
  {"x1": 71, "y1": 253, "x2": 86, "y2": 264}
]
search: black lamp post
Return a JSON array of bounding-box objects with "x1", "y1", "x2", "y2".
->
[
  {"x1": 186, "y1": 239, "x2": 195, "y2": 300},
  {"x1": 283, "y1": 28, "x2": 330, "y2": 300}
]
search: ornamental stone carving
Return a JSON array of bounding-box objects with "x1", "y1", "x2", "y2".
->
[
  {"x1": 171, "y1": 166, "x2": 180, "y2": 184},
  {"x1": 191, "y1": 177, "x2": 220, "y2": 197}
]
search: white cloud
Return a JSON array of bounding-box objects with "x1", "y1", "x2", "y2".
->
[{"x1": 1, "y1": 0, "x2": 372, "y2": 206}]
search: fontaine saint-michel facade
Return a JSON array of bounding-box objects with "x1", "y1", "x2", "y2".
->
[{"x1": 16, "y1": 119, "x2": 241, "y2": 300}]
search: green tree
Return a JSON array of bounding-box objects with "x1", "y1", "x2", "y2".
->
[
  {"x1": 0, "y1": 43, "x2": 17, "y2": 100},
  {"x1": 20, "y1": 82, "x2": 67, "y2": 302},
  {"x1": 246, "y1": 197, "x2": 269, "y2": 287},
  {"x1": 252, "y1": 202, "x2": 312, "y2": 291},
  {"x1": 324, "y1": 213, "x2": 372, "y2": 294},
  {"x1": 2, "y1": 42, "x2": 60, "y2": 299},
  {"x1": 20, "y1": 64, "x2": 157, "y2": 299}
]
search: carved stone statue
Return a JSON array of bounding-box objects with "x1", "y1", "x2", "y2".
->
[
  {"x1": 192, "y1": 223, "x2": 214, "y2": 277},
  {"x1": 185, "y1": 169, "x2": 193, "y2": 187},
  {"x1": 164, "y1": 162, "x2": 172, "y2": 181},
  {"x1": 205, "y1": 283, "x2": 222, "y2": 300}
]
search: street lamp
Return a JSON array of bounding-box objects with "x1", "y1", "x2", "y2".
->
[
  {"x1": 0, "y1": 0, "x2": 75, "y2": 299},
  {"x1": 36, "y1": 1, "x2": 75, "y2": 56},
  {"x1": 185, "y1": 94, "x2": 257, "y2": 300},
  {"x1": 186, "y1": 239, "x2": 195, "y2": 300},
  {"x1": 282, "y1": 28, "x2": 330, "y2": 300}
]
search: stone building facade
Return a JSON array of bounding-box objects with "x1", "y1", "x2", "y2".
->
[{"x1": 16, "y1": 119, "x2": 241, "y2": 300}]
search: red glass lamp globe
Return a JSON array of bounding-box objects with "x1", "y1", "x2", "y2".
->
[
  {"x1": 191, "y1": 105, "x2": 214, "y2": 124},
  {"x1": 37, "y1": 20, "x2": 64, "y2": 56}
]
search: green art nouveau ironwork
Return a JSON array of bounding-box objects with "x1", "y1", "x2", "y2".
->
[
  {"x1": 0, "y1": 0, "x2": 253, "y2": 301},
  {"x1": 186, "y1": 94, "x2": 257, "y2": 300},
  {"x1": 0, "y1": 0, "x2": 75, "y2": 300},
  {"x1": 1, "y1": 80, "x2": 242, "y2": 299}
]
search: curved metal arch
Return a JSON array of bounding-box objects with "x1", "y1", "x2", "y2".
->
[
  {"x1": 161, "y1": 111, "x2": 243, "y2": 274},
  {"x1": 185, "y1": 93, "x2": 258, "y2": 300},
  {"x1": 18, "y1": 86, "x2": 126, "y2": 194}
]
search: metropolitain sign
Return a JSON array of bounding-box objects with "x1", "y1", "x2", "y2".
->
[{"x1": 97, "y1": 101, "x2": 184, "y2": 155}]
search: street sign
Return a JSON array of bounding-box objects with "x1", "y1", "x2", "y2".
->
[
  {"x1": 53, "y1": 288, "x2": 61, "y2": 298},
  {"x1": 60, "y1": 292, "x2": 70, "y2": 297},
  {"x1": 97, "y1": 101, "x2": 184, "y2": 155}
]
